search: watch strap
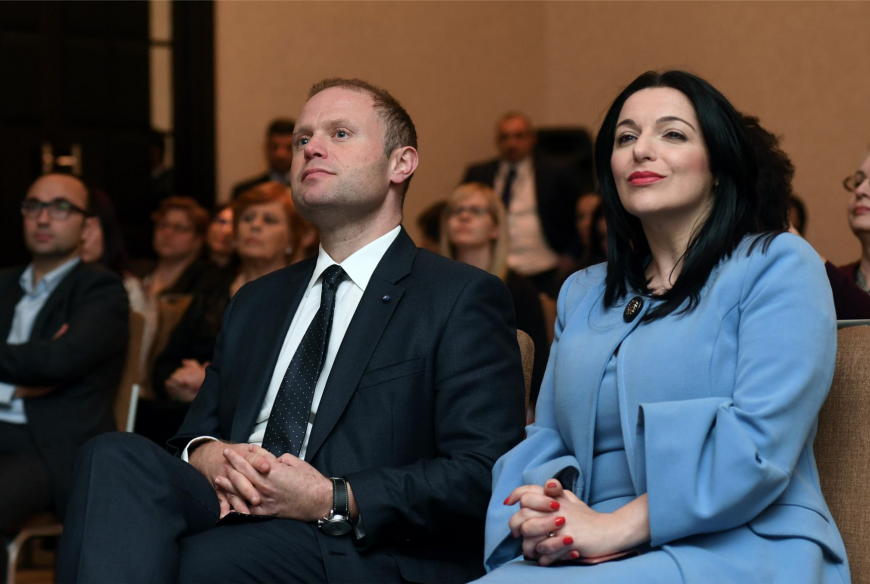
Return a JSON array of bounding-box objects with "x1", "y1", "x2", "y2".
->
[{"x1": 331, "y1": 477, "x2": 349, "y2": 520}]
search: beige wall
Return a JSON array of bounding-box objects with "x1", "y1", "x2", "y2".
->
[{"x1": 216, "y1": 1, "x2": 870, "y2": 264}]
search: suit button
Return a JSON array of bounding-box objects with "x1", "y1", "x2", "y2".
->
[{"x1": 623, "y1": 296, "x2": 644, "y2": 322}]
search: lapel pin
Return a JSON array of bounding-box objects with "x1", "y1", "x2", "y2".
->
[{"x1": 382, "y1": 295, "x2": 391, "y2": 303}]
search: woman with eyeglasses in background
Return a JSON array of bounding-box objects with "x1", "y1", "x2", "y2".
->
[{"x1": 441, "y1": 182, "x2": 549, "y2": 416}]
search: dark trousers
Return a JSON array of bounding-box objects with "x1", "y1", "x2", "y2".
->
[
  {"x1": 0, "y1": 421, "x2": 54, "y2": 581},
  {"x1": 57, "y1": 433, "x2": 402, "y2": 584}
]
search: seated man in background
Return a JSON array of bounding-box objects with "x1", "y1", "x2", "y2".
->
[
  {"x1": 231, "y1": 118, "x2": 296, "y2": 199},
  {"x1": 0, "y1": 174, "x2": 129, "y2": 570},
  {"x1": 463, "y1": 112, "x2": 581, "y2": 298}
]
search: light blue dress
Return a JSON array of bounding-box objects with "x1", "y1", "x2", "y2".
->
[{"x1": 479, "y1": 234, "x2": 850, "y2": 583}]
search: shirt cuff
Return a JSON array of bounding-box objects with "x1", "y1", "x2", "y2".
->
[
  {"x1": 181, "y1": 436, "x2": 219, "y2": 463},
  {"x1": 0, "y1": 383, "x2": 15, "y2": 407}
]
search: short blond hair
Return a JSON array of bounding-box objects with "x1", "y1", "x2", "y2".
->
[{"x1": 439, "y1": 182, "x2": 509, "y2": 280}]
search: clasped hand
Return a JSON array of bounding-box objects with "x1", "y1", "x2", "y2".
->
[
  {"x1": 189, "y1": 441, "x2": 332, "y2": 521},
  {"x1": 505, "y1": 480, "x2": 635, "y2": 566}
]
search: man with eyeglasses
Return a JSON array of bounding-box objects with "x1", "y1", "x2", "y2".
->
[
  {"x1": 463, "y1": 112, "x2": 582, "y2": 298},
  {"x1": 0, "y1": 173, "x2": 129, "y2": 573}
]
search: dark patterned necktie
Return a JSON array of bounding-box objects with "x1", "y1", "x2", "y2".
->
[
  {"x1": 262, "y1": 264, "x2": 346, "y2": 457},
  {"x1": 501, "y1": 165, "x2": 517, "y2": 208}
]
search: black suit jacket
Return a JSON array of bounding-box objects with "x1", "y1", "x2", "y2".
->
[
  {"x1": 0, "y1": 263, "x2": 129, "y2": 517},
  {"x1": 231, "y1": 172, "x2": 272, "y2": 200},
  {"x1": 463, "y1": 156, "x2": 581, "y2": 255},
  {"x1": 168, "y1": 229, "x2": 526, "y2": 583}
]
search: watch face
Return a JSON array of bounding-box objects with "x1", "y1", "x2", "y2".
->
[{"x1": 322, "y1": 520, "x2": 353, "y2": 536}]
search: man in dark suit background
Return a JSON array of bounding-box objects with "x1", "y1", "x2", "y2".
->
[
  {"x1": 463, "y1": 112, "x2": 581, "y2": 297},
  {"x1": 58, "y1": 79, "x2": 525, "y2": 584},
  {"x1": 0, "y1": 174, "x2": 129, "y2": 569},
  {"x1": 231, "y1": 118, "x2": 296, "y2": 199}
]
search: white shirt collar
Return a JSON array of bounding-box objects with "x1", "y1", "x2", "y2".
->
[
  {"x1": 499, "y1": 156, "x2": 533, "y2": 176},
  {"x1": 305, "y1": 226, "x2": 402, "y2": 296},
  {"x1": 20, "y1": 257, "x2": 81, "y2": 297}
]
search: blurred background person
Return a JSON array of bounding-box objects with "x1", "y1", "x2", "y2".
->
[
  {"x1": 231, "y1": 118, "x2": 295, "y2": 199},
  {"x1": 140, "y1": 182, "x2": 315, "y2": 446},
  {"x1": 463, "y1": 112, "x2": 581, "y2": 298},
  {"x1": 560, "y1": 191, "x2": 605, "y2": 281},
  {"x1": 0, "y1": 175, "x2": 128, "y2": 573},
  {"x1": 789, "y1": 195, "x2": 807, "y2": 236},
  {"x1": 440, "y1": 182, "x2": 548, "y2": 413},
  {"x1": 205, "y1": 204, "x2": 235, "y2": 268}
]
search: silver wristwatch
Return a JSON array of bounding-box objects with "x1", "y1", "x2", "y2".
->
[{"x1": 317, "y1": 477, "x2": 353, "y2": 536}]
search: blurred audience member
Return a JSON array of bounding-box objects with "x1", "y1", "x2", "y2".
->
[
  {"x1": 463, "y1": 112, "x2": 580, "y2": 298},
  {"x1": 205, "y1": 204, "x2": 235, "y2": 268},
  {"x1": 140, "y1": 183, "x2": 314, "y2": 446},
  {"x1": 743, "y1": 115, "x2": 870, "y2": 319},
  {"x1": 590, "y1": 202, "x2": 608, "y2": 260},
  {"x1": 440, "y1": 182, "x2": 549, "y2": 408},
  {"x1": 789, "y1": 195, "x2": 808, "y2": 236},
  {"x1": 149, "y1": 129, "x2": 175, "y2": 204},
  {"x1": 560, "y1": 191, "x2": 604, "y2": 280},
  {"x1": 231, "y1": 118, "x2": 296, "y2": 199},
  {"x1": 0, "y1": 174, "x2": 128, "y2": 569},
  {"x1": 416, "y1": 200, "x2": 447, "y2": 253}
]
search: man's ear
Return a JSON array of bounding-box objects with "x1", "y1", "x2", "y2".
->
[{"x1": 389, "y1": 146, "x2": 419, "y2": 187}]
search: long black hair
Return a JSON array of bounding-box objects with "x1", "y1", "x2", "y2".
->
[{"x1": 595, "y1": 70, "x2": 782, "y2": 321}]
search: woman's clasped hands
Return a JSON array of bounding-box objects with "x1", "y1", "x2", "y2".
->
[{"x1": 504, "y1": 479, "x2": 637, "y2": 566}]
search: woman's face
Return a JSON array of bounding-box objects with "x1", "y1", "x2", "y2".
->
[
  {"x1": 610, "y1": 87, "x2": 714, "y2": 227},
  {"x1": 575, "y1": 193, "x2": 601, "y2": 247},
  {"x1": 446, "y1": 192, "x2": 499, "y2": 250},
  {"x1": 207, "y1": 207, "x2": 234, "y2": 256},
  {"x1": 846, "y1": 153, "x2": 870, "y2": 235},
  {"x1": 153, "y1": 209, "x2": 202, "y2": 260},
  {"x1": 236, "y1": 200, "x2": 291, "y2": 263},
  {"x1": 80, "y1": 219, "x2": 104, "y2": 264}
]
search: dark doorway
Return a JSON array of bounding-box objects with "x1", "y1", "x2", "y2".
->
[{"x1": 0, "y1": 1, "x2": 151, "y2": 266}]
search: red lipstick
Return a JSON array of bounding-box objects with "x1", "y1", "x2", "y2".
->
[{"x1": 628, "y1": 171, "x2": 664, "y2": 186}]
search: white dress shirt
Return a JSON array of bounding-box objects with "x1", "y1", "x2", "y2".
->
[
  {"x1": 182, "y1": 226, "x2": 401, "y2": 462},
  {"x1": 493, "y1": 157, "x2": 560, "y2": 276},
  {"x1": 0, "y1": 257, "x2": 81, "y2": 424}
]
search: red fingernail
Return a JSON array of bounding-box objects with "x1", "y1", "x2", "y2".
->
[
  {"x1": 563, "y1": 536, "x2": 574, "y2": 545},
  {"x1": 547, "y1": 482, "x2": 557, "y2": 488},
  {"x1": 550, "y1": 501, "x2": 560, "y2": 510},
  {"x1": 504, "y1": 497, "x2": 511, "y2": 505},
  {"x1": 570, "y1": 551, "x2": 580, "y2": 559},
  {"x1": 554, "y1": 516, "x2": 566, "y2": 526}
]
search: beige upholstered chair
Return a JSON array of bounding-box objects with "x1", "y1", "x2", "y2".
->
[{"x1": 815, "y1": 323, "x2": 870, "y2": 582}]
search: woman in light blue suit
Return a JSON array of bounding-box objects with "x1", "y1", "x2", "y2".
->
[{"x1": 480, "y1": 70, "x2": 850, "y2": 584}]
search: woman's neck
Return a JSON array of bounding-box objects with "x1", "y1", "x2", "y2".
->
[
  {"x1": 641, "y1": 213, "x2": 704, "y2": 293},
  {"x1": 858, "y1": 235, "x2": 870, "y2": 281},
  {"x1": 150, "y1": 254, "x2": 197, "y2": 296},
  {"x1": 454, "y1": 245, "x2": 492, "y2": 272},
  {"x1": 210, "y1": 251, "x2": 232, "y2": 267}
]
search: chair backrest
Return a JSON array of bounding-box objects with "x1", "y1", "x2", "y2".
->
[
  {"x1": 138, "y1": 294, "x2": 193, "y2": 399},
  {"x1": 114, "y1": 310, "x2": 145, "y2": 431},
  {"x1": 516, "y1": 330, "x2": 534, "y2": 412},
  {"x1": 538, "y1": 293, "x2": 557, "y2": 346},
  {"x1": 816, "y1": 325, "x2": 870, "y2": 580}
]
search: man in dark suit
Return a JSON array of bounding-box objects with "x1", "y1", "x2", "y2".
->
[
  {"x1": 58, "y1": 79, "x2": 525, "y2": 584},
  {"x1": 463, "y1": 112, "x2": 580, "y2": 297},
  {"x1": 231, "y1": 118, "x2": 296, "y2": 199},
  {"x1": 0, "y1": 174, "x2": 129, "y2": 566}
]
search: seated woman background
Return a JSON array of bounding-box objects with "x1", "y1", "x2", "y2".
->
[
  {"x1": 440, "y1": 182, "x2": 549, "y2": 412},
  {"x1": 138, "y1": 182, "x2": 315, "y2": 445},
  {"x1": 481, "y1": 70, "x2": 848, "y2": 583},
  {"x1": 205, "y1": 203, "x2": 236, "y2": 269}
]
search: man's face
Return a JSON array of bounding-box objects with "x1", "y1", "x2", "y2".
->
[
  {"x1": 267, "y1": 133, "x2": 294, "y2": 174},
  {"x1": 496, "y1": 116, "x2": 535, "y2": 164},
  {"x1": 22, "y1": 175, "x2": 92, "y2": 260},
  {"x1": 290, "y1": 87, "x2": 392, "y2": 225}
]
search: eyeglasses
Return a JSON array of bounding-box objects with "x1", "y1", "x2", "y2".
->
[
  {"x1": 21, "y1": 198, "x2": 88, "y2": 220},
  {"x1": 843, "y1": 171, "x2": 869, "y2": 193},
  {"x1": 448, "y1": 205, "x2": 491, "y2": 218}
]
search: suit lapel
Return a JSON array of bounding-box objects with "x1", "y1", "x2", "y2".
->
[
  {"x1": 304, "y1": 229, "x2": 416, "y2": 461},
  {"x1": 230, "y1": 261, "x2": 315, "y2": 442},
  {"x1": 30, "y1": 263, "x2": 84, "y2": 338}
]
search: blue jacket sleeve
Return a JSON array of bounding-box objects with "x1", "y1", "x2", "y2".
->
[
  {"x1": 483, "y1": 275, "x2": 587, "y2": 572},
  {"x1": 634, "y1": 235, "x2": 837, "y2": 546}
]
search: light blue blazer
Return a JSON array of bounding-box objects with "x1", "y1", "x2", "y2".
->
[{"x1": 484, "y1": 234, "x2": 850, "y2": 583}]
